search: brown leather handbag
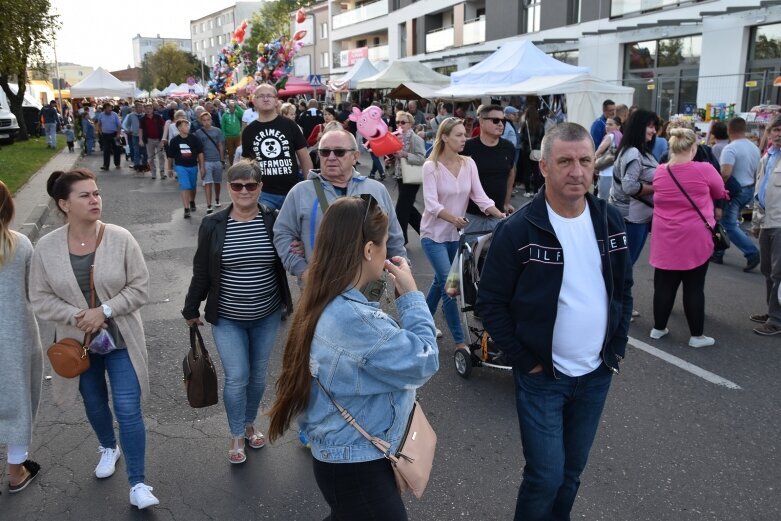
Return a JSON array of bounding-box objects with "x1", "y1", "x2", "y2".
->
[
  {"x1": 46, "y1": 224, "x2": 106, "y2": 378},
  {"x1": 182, "y1": 325, "x2": 219, "y2": 408}
]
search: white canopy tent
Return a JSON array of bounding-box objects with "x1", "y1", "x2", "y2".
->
[
  {"x1": 150, "y1": 88, "x2": 163, "y2": 97},
  {"x1": 162, "y1": 83, "x2": 179, "y2": 95},
  {"x1": 329, "y1": 59, "x2": 380, "y2": 91},
  {"x1": 437, "y1": 40, "x2": 590, "y2": 98},
  {"x1": 485, "y1": 74, "x2": 635, "y2": 129},
  {"x1": 135, "y1": 89, "x2": 149, "y2": 98},
  {"x1": 70, "y1": 67, "x2": 135, "y2": 98},
  {"x1": 388, "y1": 82, "x2": 476, "y2": 101},
  {"x1": 172, "y1": 82, "x2": 205, "y2": 96},
  {"x1": 357, "y1": 61, "x2": 451, "y2": 90}
]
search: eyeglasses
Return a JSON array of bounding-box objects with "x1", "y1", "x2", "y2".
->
[
  {"x1": 229, "y1": 182, "x2": 260, "y2": 192},
  {"x1": 481, "y1": 117, "x2": 506, "y2": 125},
  {"x1": 397, "y1": 121, "x2": 411, "y2": 125},
  {"x1": 318, "y1": 148, "x2": 356, "y2": 158},
  {"x1": 255, "y1": 93, "x2": 276, "y2": 100}
]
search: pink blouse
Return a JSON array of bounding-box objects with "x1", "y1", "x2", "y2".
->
[
  {"x1": 650, "y1": 161, "x2": 728, "y2": 270},
  {"x1": 421, "y1": 156, "x2": 496, "y2": 243}
]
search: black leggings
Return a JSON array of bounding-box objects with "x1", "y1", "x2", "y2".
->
[
  {"x1": 395, "y1": 180, "x2": 422, "y2": 245},
  {"x1": 313, "y1": 457, "x2": 408, "y2": 521},
  {"x1": 652, "y1": 261, "x2": 709, "y2": 336}
]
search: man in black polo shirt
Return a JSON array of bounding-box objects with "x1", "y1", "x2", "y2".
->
[{"x1": 462, "y1": 104, "x2": 516, "y2": 234}]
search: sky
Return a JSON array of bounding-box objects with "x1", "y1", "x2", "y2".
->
[{"x1": 49, "y1": 0, "x2": 239, "y2": 71}]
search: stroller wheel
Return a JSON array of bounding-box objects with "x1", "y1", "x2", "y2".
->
[{"x1": 454, "y1": 348, "x2": 473, "y2": 379}]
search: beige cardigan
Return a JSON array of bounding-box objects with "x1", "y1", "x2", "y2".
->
[{"x1": 29, "y1": 223, "x2": 150, "y2": 406}]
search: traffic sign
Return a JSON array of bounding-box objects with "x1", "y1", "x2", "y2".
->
[{"x1": 309, "y1": 74, "x2": 322, "y2": 87}]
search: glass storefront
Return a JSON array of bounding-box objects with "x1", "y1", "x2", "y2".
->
[
  {"x1": 745, "y1": 23, "x2": 781, "y2": 108},
  {"x1": 550, "y1": 50, "x2": 579, "y2": 66},
  {"x1": 623, "y1": 35, "x2": 701, "y2": 120}
]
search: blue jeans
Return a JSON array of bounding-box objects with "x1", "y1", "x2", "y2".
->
[
  {"x1": 211, "y1": 310, "x2": 282, "y2": 437},
  {"x1": 44, "y1": 123, "x2": 57, "y2": 147},
  {"x1": 369, "y1": 152, "x2": 385, "y2": 177},
  {"x1": 513, "y1": 364, "x2": 613, "y2": 521},
  {"x1": 79, "y1": 349, "x2": 146, "y2": 486},
  {"x1": 625, "y1": 221, "x2": 650, "y2": 266},
  {"x1": 127, "y1": 133, "x2": 139, "y2": 165},
  {"x1": 259, "y1": 192, "x2": 286, "y2": 210},
  {"x1": 420, "y1": 238, "x2": 464, "y2": 344},
  {"x1": 714, "y1": 184, "x2": 759, "y2": 259}
]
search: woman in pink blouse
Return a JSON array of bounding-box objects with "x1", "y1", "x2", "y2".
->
[
  {"x1": 649, "y1": 127, "x2": 729, "y2": 348},
  {"x1": 421, "y1": 118, "x2": 504, "y2": 351}
]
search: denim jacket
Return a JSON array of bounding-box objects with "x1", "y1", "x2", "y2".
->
[{"x1": 300, "y1": 288, "x2": 439, "y2": 463}]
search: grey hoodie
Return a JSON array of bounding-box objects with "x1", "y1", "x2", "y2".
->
[{"x1": 273, "y1": 169, "x2": 408, "y2": 278}]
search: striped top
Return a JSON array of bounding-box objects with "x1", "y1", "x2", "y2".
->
[{"x1": 218, "y1": 214, "x2": 281, "y2": 321}]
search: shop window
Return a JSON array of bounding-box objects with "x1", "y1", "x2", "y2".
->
[{"x1": 526, "y1": 0, "x2": 541, "y2": 33}]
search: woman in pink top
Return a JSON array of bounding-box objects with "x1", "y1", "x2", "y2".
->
[
  {"x1": 421, "y1": 118, "x2": 504, "y2": 351},
  {"x1": 649, "y1": 127, "x2": 729, "y2": 348}
]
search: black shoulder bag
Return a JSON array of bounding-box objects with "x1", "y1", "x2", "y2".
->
[{"x1": 666, "y1": 165, "x2": 730, "y2": 251}]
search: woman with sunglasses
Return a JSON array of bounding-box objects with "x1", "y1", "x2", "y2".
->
[
  {"x1": 422, "y1": 118, "x2": 504, "y2": 351},
  {"x1": 182, "y1": 160, "x2": 292, "y2": 465},
  {"x1": 393, "y1": 110, "x2": 427, "y2": 245},
  {"x1": 268, "y1": 196, "x2": 438, "y2": 520}
]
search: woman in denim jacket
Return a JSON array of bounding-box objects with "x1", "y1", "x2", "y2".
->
[{"x1": 269, "y1": 196, "x2": 439, "y2": 521}]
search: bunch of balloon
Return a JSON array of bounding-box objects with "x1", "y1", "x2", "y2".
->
[
  {"x1": 251, "y1": 8, "x2": 308, "y2": 91},
  {"x1": 208, "y1": 19, "x2": 249, "y2": 95}
]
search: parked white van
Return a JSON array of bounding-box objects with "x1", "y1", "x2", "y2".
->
[{"x1": 0, "y1": 84, "x2": 43, "y2": 143}]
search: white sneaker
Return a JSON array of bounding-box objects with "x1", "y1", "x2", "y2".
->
[
  {"x1": 435, "y1": 328, "x2": 443, "y2": 339},
  {"x1": 631, "y1": 309, "x2": 641, "y2": 317},
  {"x1": 688, "y1": 336, "x2": 715, "y2": 348},
  {"x1": 95, "y1": 446, "x2": 121, "y2": 478},
  {"x1": 649, "y1": 328, "x2": 669, "y2": 339},
  {"x1": 129, "y1": 483, "x2": 160, "y2": 509}
]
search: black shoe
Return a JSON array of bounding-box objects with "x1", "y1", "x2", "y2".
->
[
  {"x1": 190, "y1": 202, "x2": 196, "y2": 212},
  {"x1": 184, "y1": 208, "x2": 191, "y2": 219},
  {"x1": 206, "y1": 206, "x2": 213, "y2": 214},
  {"x1": 100, "y1": 166, "x2": 109, "y2": 171},
  {"x1": 744, "y1": 255, "x2": 760, "y2": 272},
  {"x1": 709, "y1": 254, "x2": 723, "y2": 264},
  {"x1": 369, "y1": 175, "x2": 376, "y2": 179},
  {"x1": 753, "y1": 322, "x2": 781, "y2": 336},
  {"x1": 750, "y1": 313, "x2": 769, "y2": 323},
  {"x1": 380, "y1": 175, "x2": 386, "y2": 180}
]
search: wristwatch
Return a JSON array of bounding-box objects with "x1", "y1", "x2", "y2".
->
[{"x1": 101, "y1": 304, "x2": 113, "y2": 319}]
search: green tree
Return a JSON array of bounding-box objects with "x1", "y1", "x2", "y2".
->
[
  {"x1": 0, "y1": 0, "x2": 60, "y2": 140},
  {"x1": 140, "y1": 43, "x2": 206, "y2": 90},
  {"x1": 241, "y1": 0, "x2": 315, "y2": 68}
]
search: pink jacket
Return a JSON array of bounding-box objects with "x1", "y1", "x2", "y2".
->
[{"x1": 650, "y1": 161, "x2": 728, "y2": 270}]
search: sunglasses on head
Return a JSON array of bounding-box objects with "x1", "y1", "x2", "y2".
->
[
  {"x1": 481, "y1": 117, "x2": 506, "y2": 125},
  {"x1": 358, "y1": 193, "x2": 379, "y2": 227},
  {"x1": 318, "y1": 148, "x2": 355, "y2": 158},
  {"x1": 229, "y1": 182, "x2": 260, "y2": 192}
]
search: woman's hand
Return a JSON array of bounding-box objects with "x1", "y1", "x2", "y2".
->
[
  {"x1": 451, "y1": 216, "x2": 469, "y2": 229},
  {"x1": 74, "y1": 308, "x2": 107, "y2": 334},
  {"x1": 384, "y1": 257, "x2": 417, "y2": 297},
  {"x1": 186, "y1": 318, "x2": 204, "y2": 327}
]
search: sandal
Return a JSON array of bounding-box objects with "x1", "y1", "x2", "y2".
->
[
  {"x1": 245, "y1": 426, "x2": 266, "y2": 450},
  {"x1": 9, "y1": 460, "x2": 41, "y2": 493},
  {"x1": 228, "y1": 438, "x2": 246, "y2": 464}
]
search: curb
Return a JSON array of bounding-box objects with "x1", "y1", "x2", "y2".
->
[{"x1": 12, "y1": 147, "x2": 82, "y2": 243}]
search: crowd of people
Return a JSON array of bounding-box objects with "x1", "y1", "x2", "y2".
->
[{"x1": 1, "y1": 85, "x2": 776, "y2": 520}]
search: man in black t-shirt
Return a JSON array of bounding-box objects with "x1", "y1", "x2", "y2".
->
[
  {"x1": 462, "y1": 104, "x2": 516, "y2": 234},
  {"x1": 296, "y1": 99, "x2": 324, "y2": 140},
  {"x1": 242, "y1": 84, "x2": 313, "y2": 209}
]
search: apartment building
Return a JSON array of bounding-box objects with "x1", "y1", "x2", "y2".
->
[
  {"x1": 190, "y1": 2, "x2": 263, "y2": 69},
  {"x1": 132, "y1": 34, "x2": 193, "y2": 67},
  {"x1": 292, "y1": 0, "x2": 333, "y2": 78},
  {"x1": 328, "y1": 0, "x2": 781, "y2": 118},
  {"x1": 46, "y1": 63, "x2": 94, "y2": 88}
]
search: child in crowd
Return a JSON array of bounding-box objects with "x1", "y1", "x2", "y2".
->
[{"x1": 64, "y1": 124, "x2": 75, "y2": 152}]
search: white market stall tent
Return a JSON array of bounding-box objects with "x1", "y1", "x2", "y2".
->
[
  {"x1": 162, "y1": 83, "x2": 179, "y2": 95},
  {"x1": 388, "y1": 82, "x2": 476, "y2": 101},
  {"x1": 150, "y1": 88, "x2": 163, "y2": 97},
  {"x1": 486, "y1": 74, "x2": 634, "y2": 129},
  {"x1": 70, "y1": 67, "x2": 135, "y2": 98},
  {"x1": 329, "y1": 59, "x2": 380, "y2": 92},
  {"x1": 357, "y1": 60, "x2": 451, "y2": 90},
  {"x1": 437, "y1": 40, "x2": 590, "y2": 98}
]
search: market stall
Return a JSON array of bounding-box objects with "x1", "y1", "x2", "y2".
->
[
  {"x1": 70, "y1": 67, "x2": 135, "y2": 99},
  {"x1": 357, "y1": 60, "x2": 450, "y2": 90}
]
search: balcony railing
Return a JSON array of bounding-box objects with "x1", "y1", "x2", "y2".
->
[
  {"x1": 368, "y1": 44, "x2": 389, "y2": 61},
  {"x1": 426, "y1": 26, "x2": 455, "y2": 53},
  {"x1": 332, "y1": 0, "x2": 389, "y2": 30},
  {"x1": 462, "y1": 16, "x2": 485, "y2": 46}
]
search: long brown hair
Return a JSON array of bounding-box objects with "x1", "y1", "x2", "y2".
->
[
  {"x1": 267, "y1": 196, "x2": 389, "y2": 441},
  {"x1": 0, "y1": 180, "x2": 17, "y2": 267}
]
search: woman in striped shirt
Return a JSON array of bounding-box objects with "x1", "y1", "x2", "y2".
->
[{"x1": 182, "y1": 160, "x2": 292, "y2": 465}]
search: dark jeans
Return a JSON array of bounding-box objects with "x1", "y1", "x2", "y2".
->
[
  {"x1": 369, "y1": 152, "x2": 385, "y2": 177},
  {"x1": 653, "y1": 261, "x2": 709, "y2": 336},
  {"x1": 625, "y1": 220, "x2": 650, "y2": 266},
  {"x1": 395, "y1": 180, "x2": 422, "y2": 245},
  {"x1": 513, "y1": 364, "x2": 612, "y2": 521},
  {"x1": 312, "y1": 457, "x2": 408, "y2": 521},
  {"x1": 759, "y1": 227, "x2": 781, "y2": 326},
  {"x1": 713, "y1": 184, "x2": 759, "y2": 259},
  {"x1": 100, "y1": 132, "x2": 122, "y2": 168}
]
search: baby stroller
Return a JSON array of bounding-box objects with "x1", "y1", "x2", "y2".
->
[{"x1": 448, "y1": 230, "x2": 513, "y2": 378}]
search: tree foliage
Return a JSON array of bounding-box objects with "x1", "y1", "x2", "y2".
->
[
  {"x1": 0, "y1": 0, "x2": 60, "y2": 140},
  {"x1": 241, "y1": 0, "x2": 315, "y2": 61},
  {"x1": 139, "y1": 43, "x2": 206, "y2": 91}
]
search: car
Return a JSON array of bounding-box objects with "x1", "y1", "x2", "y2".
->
[{"x1": 0, "y1": 102, "x2": 20, "y2": 144}]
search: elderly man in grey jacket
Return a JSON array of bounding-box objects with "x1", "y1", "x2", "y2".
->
[{"x1": 273, "y1": 129, "x2": 407, "y2": 286}]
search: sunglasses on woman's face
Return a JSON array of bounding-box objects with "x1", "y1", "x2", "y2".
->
[
  {"x1": 318, "y1": 148, "x2": 355, "y2": 158},
  {"x1": 229, "y1": 182, "x2": 260, "y2": 192},
  {"x1": 397, "y1": 121, "x2": 411, "y2": 125}
]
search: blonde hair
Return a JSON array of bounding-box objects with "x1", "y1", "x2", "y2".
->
[
  {"x1": 429, "y1": 118, "x2": 465, "y2": 165},
  {"x1": 395, "y1": 111, "x2": 412, "y2": 124},
  {"x1": 280, "y1": 102, "x2": 296, "y2": 118},
  {"x1": 0, "y1": 181, "x2": 17, "y2": 267},
  {"x1": 668, "y1": 127, "x2": 698, "y2": 155},
  {"x1": 174, "y1": 110, "x2": 187, "y2": 121}
]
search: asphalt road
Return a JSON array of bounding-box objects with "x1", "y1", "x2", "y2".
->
[{"x1": 2, "y1": 150, "x2": 779, "y2": 521}]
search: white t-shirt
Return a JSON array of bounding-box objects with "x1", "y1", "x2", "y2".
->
[
  {"x1": 546, "y1": 202, "x2": 608, "y2": 377},
  {"x1": 242, "y1": 108, "x2": 258, "y2": 124}
]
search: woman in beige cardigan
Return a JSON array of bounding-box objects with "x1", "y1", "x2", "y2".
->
[{"x1": 29, "y1": 169, "x2": 159, "y2": 510}]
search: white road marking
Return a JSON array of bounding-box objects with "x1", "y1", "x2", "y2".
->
[{"x1": 627, "y1": 336, "x2": 742, "y2": 390}]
